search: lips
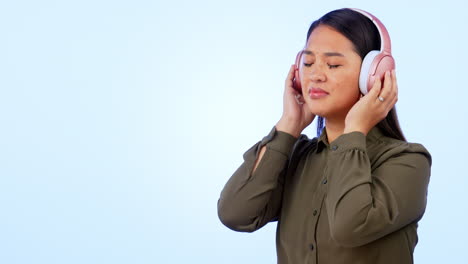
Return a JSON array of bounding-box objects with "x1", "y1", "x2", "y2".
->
[{"x1": 309, "y1": 87, "x2": 329, "y2": 99}]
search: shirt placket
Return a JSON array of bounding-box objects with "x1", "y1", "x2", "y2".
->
[{"x1": 306, "y1": 152, "x2": 329, "y2": 264}]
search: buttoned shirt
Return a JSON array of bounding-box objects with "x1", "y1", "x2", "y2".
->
[{"x1": 218, "y1": 126, "x2": 431, "y2": 264}]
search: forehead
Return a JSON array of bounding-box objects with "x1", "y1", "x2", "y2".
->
[{"x1": 305, "y1": 25, "x2": 356, "y2": 55}]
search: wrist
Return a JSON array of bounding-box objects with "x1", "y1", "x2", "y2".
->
[{"x1": 276, "y1": 118, "x2": 301, "y2": 138}]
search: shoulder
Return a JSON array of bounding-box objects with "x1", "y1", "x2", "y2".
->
[
  {"x1": 281, "y1": 133, "x2": 319, "y2": 161},
  {"x1": 369, "y1": 134, "x2": 432, "y2": 168}
]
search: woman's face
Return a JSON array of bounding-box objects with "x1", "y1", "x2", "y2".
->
[{"x1": 300, "y1": 25, "x2": 362, "y2": 120}]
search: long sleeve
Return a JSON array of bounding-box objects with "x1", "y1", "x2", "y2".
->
[
  {"x1": 217, "y1": 127, "x2": 298, "y2": 232},
  {"x1": 325, "y1": 131, "x2": 432, "y2": 248}
]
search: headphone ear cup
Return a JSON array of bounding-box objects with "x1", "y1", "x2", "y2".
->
[
  {"x1": 369, "y1": 54, "x2": 395, "y2": 93},
  {"x1": 359, "y1": 50, "x2": 380, "y2": 95},
  {"x1": 293, "y1": 51, "x2": 303, "y2": 93},
  {"x1": 293, "y1": 66, "x2": 301, "y2": 92}
]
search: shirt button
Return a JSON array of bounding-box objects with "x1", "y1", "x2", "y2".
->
[
  {"x1": 322, "y1": 179, "x2": 328, "y2": 184},
  {"x1": 309, "y1": 244, "x2": 314, "y2": 251},
  {"x1": 331, "y1": 145, "x2": 338, "y2": 151},
  {"x1": 313, "y1": 210, "x2": 317, "y2": 216}
]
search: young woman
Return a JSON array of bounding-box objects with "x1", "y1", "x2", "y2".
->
[{"x1": 217, "y1": 8, "x2": 431, "y2": 264}]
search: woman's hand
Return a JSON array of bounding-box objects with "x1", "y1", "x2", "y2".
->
[
  {"x1": 276, "y1": 64, "x2": 315, "y2": 138},
  {"x1": 344, "y1": 70, "x2": 398, "y2": 135}
]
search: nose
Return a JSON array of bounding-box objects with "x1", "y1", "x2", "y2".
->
[{"x1": 309, "y1": 65, "x2": 326, "y2": 82}]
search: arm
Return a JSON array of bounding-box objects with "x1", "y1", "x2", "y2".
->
[
  {"x1": 217, "y1": 127, "x2": 298, "y2": 232},
  {"x1": 325, "y1": 132, "x2": 431, "y2": 247},
  {"x1": 217, "y1": 64, "x2": 315, "y2": 232}
]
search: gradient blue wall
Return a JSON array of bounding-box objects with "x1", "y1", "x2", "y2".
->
[{"x1": 1, "y1": 0, "x2": 466, "y2": 263}]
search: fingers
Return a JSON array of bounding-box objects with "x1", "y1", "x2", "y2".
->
[
  {"x1": 345, "y1": 70, "x2": 398, "y2": 133},
  {"x1": 294, "y1": 94, "x2": 305, "y2": 105},
  {"x1": 376, "y1": 70, "x2": 398, "y2": 109},
  {"x1": 392, "y1": 69, "x2": 398, "y2": 104},
  {"x1": 283, "y1": 65, "x2": 304, "y2": 109},
  {"x1": 377, "y1": 71, "x2": 392, "y2": 103},
  {"x1": 285, "y1": 64, "x2": 296, "y2": 88},
  {"x1": 368, "y1": 74, "x2": 382, "y2": 98}
]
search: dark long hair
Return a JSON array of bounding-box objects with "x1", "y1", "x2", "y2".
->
[{"x1": 307, "y1": 8, "x2": 406, "y2": 141}]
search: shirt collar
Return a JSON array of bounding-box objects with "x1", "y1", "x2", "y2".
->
[
  {"x1": 366, "y1": 125, "x2": 385, "y2": 143},
  {"x1": 316, "y1": 126, "x2": 329, "y2": 153},
  {"x1": 315, "y1": 126, "x2": 384, "y2": 153}
]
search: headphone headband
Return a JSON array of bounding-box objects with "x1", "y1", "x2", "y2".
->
[{"x1": 349, "y1": 8, "x2": 392, "y2": 53}]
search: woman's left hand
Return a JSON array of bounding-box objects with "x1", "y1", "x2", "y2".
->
[{"x1": 344, "y1": 70, "x2": 398, "y2": 135}]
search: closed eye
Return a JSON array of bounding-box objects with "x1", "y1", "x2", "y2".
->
[{"x1": 303, "y1": 63, "x2": 341, "y2": 68}]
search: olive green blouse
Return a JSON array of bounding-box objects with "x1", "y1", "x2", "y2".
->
[{"x1": 217, "y1": 126, "x2": 431, "y2": 264}]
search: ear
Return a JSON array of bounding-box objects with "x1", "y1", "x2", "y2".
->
[{"x1": 359, "y1": 50, "x2": 380, "y2": 95}]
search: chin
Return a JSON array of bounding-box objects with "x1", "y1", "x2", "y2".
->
[{"x1": 306, "y1": 103, "x2": 327, "y2": 117}]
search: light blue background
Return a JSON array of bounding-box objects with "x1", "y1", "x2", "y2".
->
[{"x1": 1, "y1": 0, "x2": 467, "y2": 263}]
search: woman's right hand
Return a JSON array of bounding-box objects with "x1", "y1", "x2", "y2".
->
[{"x1": 275, "y1": 64, "x2": 315, "y2": 138}]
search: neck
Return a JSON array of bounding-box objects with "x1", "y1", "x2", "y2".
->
[{"x1": 324, "y1": 116, "x2": 345, "y2": 143}]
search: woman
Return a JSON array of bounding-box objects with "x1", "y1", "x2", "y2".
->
[{"x1": 217, "y1": 8, "x2": 431, "y2": 264}]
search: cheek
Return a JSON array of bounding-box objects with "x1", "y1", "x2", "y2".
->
[
  {"x1": 333, "y1": 71, "x2": 360, "y2": 94},
  {"x1": 331, "y1": 71, "x2": 361, "y2": 105},
  {"x1": 346, "y1": 64, "x2": 361, "y2": 85}
]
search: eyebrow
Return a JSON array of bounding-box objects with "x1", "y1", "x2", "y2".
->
[{"x1": 303, "y1": 50, "x2": 345, "y2": 57}]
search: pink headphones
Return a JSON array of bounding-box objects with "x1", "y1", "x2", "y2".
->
[{"x1": 293, "y1": 8, "x2": 395, "y2": 95}]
